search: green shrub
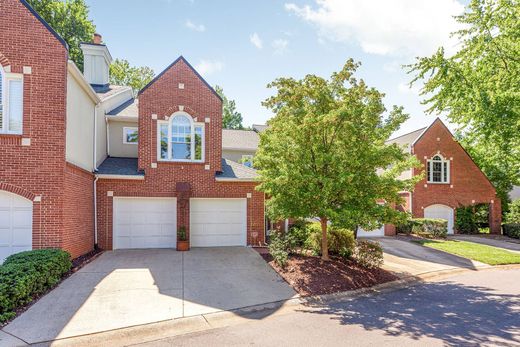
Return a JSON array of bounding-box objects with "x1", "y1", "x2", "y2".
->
[
  {"x1": 455, "y1": 206, "x2": 479, "y2": 234},
  {"x1": 505, "y1": 200, "x2": 520, "y2": 224},
  {"x1": 287, "y1": 219, "x2": 312, "y2": 249},
  {"x1": 396, "y1": 220, "x2": 413, "y2": 234},
  {"x1": 410, "y1": 218, "x2": 448, "y2": 238},
  {"x1": 355, "y1": 240, "x2": 384, "y2": 268},
  {"x1": 503, "y1": 224, "x2": 520, "y2": 239},
  {"x1": 0, "y1": 249, "x2": 71, "y2": 323},
  {"x1": 268, "y1": 231, "x2": 289, "y2": 267},
  {"x1": 306, "y1": 224, "x2": 355, "y2": 259}
]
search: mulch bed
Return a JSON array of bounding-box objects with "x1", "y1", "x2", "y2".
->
[
  {"x1": 0, "y1": 248, "x2": 104, "y2": 328},
  {"x1": 257, "y1": 250, "x2": 398, "y2": 296}
]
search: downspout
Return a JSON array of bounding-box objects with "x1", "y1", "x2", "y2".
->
[
  {"x1": 94, "y1": 176, "x2": 99, "y2": 248},
  {"x1": 93, "y1": 102, "x2": 101, "y2": 248},
  {"x1": 106, "y1": 118, "x2": 110, "y2": 156}
]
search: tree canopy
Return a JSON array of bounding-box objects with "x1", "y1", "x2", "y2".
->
[
  {"x1": 215, "y1": 86, "x2": 244, "y2": 129},
  {"x1": 27, "y1": 0, "x2": 96, "y2": 71},
  {"x1": 256, "y1": 59, "x2": 421, "y2": 260},
  {"x1": 109, "y1": 59, "x2": 155, "y2": 94},
  {"x1": 408, "y1": 0, "x2": 520, "y2": 206}
]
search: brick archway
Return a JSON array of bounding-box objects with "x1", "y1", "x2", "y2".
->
[
  {"x1": 0, "y1": 182, "x2": 36, "y2": 201},
  {"x1": 0, "y1": 52, "x2": 11, "y2": 68}
]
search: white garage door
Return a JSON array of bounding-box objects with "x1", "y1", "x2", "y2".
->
[
  {"x1": 190, "y1": 199, "x2": 247, "y2": 247},
  {"x1": 424, "y1": 204, "x2": 454, "y2": 235},
  {"x1": 113, "y1": 197, "x2": 177, "y2": 249},
  {"x1": 357, "y1": 225, "x2": 385, "y2": 238},
  {"x1": 0, "y1": 191, "x2": 32, "y2": 263}
]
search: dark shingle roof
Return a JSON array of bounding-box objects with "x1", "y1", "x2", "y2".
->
[
  {"x1": 107, "y1": 98, "x2": 138, "y2": 117},
  {"x1": 216, "y1": 159, "x2": 258, "y2": 181},
  {"x1": 97, "y1": 157, "x2": 143, "y2": 176}
]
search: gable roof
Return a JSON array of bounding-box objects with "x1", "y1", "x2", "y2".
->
[
  {"x1": 222, "y1": 129, "x2": 260, "y2": 151},
  {"x1": 138, "y1": 55, "x2": 222, "y2": 101},
  {"x1": 216, "y1": 159, "x2": 258, "y2": 181},
  {"x1": 19, "y1": 0, "x2": 68, "y2": 50},
  {"x1": 386, "y1": 127, "x2": 427, "y2": 149}
]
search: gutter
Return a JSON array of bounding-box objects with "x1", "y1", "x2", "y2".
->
[
  {"x1": 95, "y1": 174, "x2": 145, "y2": 180},
  {"x1": 215, "y1": 178, "x2": 257, "y2": 182}
]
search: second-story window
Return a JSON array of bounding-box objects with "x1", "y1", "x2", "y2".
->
[
  {"x1": 427, "y1": 154, "x2": 450, "y2": 183},
  {"x1": 158, "y1": 113, "x2": 204, "y2": 162},
  {"x1": 0, "y1": 67, "x2": 23, "y2": 135}
]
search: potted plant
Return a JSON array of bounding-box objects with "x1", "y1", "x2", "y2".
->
[{"x1": 177, "y1": 226, "x2": 189, "y2": 251}]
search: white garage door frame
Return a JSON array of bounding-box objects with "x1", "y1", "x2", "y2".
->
[
  {"x1": 189, "y1": 198, "x2": 247, "y2": 247},
  {"x1": 0, "y1": 190, "x2": 33, "y2": 263},
  {"x1": 113, "y1": 197, "x2": 177, "y2": 250},
  {"x1": 424, "y1": 204, "x2": 454, "y2": 235}
]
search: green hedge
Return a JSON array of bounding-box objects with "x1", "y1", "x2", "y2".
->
[
  {"x1": 398, "y1": 218, "x2": 448, "y2": 238},
  {"x1": 305, "y1": 224, "x2": 356, "y2": 259},
  {"x1": 0, "y1": 249, "x2": 71, "y2": 323},
  {"x1": 503, "y1": 224, "x2": 520, "y2": 239}
]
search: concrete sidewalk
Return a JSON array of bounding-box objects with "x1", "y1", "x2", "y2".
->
[
  {"x1": 374, "y1": 237, "x2": 490, "y2": 278},
  {"x1": 450, "y1": 235, "x2": 520, "y2": 254}
]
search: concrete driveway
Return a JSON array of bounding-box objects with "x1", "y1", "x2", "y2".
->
[
  {"x1": 374, "y1": 237, "x2": 490, "y2": 278},
  {"x1": 2, "y1": 247, "x2": 296, "y2": 344},
  {"x1": 451, "y1": 235, "x2": 520, "y2": 254}
]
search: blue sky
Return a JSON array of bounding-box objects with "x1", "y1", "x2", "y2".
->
[{"x1": 85, "y1": 0, "x2": 466, "y2": 137}]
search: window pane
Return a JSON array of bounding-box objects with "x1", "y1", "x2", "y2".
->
[
  {"x1": 443, "y1": 162, "x2": 448, "y2": 182},
  {"x1": 194, "y1": 126, "x2": 202, "y2": 160},
  {"x1": 125, "y1": 129, "x2": 138, "y2": 143},
  {"x1": 172, "y1": 143, "x2": 191, "y2": 160},
  {"x1": 160, "y1": 124, "x2": 168, "y2": 159},
  {"x1": 432, "y1": 161, "x2": 442, "y2": 182},
  {"x1": 8, "y1": 79, "x2": 22, "y2": 133}
]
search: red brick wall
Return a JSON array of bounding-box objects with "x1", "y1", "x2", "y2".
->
[
  {"x1": 411, "y1": 119, "x2": 501, "y2": 233},
  {"x1": 63, "y1": 163, "x2": 94, "y2": 258},
  {"x1": 96, "y1": 57, "x2": 265, "y2": 250},
  {"x1": 0, "y1": 0, "x2": 70, "y2": 251}
]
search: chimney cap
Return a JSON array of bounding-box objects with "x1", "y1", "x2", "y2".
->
[{"x1": 93, "y1": 33, "x2": 102, "y2": 45}]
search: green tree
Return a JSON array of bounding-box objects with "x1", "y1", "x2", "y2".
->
[
  {"x1": 408, "y1": 0, "x2": 520, "y2": 206},
  {"x1": 110, "y1": 59, "x2": 155, "y2": 93},
  {"x1": 215, "y1": 86, "x2": 244, "y2": 129},
  {"x1": 256, "y1": 59, "x2": 421, "y2": 260},
  {"x1": 27, "y1": 0, "x2": 96, "y2": 71}
]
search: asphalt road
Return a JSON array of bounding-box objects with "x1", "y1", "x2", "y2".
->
[{"x1": 135, "y1": 268, "x2": 520, "y2": 347}]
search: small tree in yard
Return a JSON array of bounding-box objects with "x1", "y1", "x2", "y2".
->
[{"x1": 255, "y1": 59, "x2": 421, "y2": 260}]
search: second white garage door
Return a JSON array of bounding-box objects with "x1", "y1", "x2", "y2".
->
[
  {"x1": 113, "y1": 197, "x2": 177, "y2": 249},
  {"x1": 190, "y1": 199, "x2": 247, "y2": 247}
]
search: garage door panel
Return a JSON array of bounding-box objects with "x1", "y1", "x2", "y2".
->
[
  {"x1": 113, "y1": 198, "x2": 177, "y2": 249},
  {"x1": 357, "y1": 225, "x2": 385, "y2": 238},
  {"x1": 12, "y1": 228, "x2": 32, "y2": 246},
  {"x1": 424, "y1": 204, "x2": 454, "y2": 234},
  {"x1": 0, "y1": 191, "x2": 32, "y2": 263},
  {"x1": 0, "y1": 229, "x2": 10, "y2": 245},
  {"x1": 12, "y1": 209, "x2": 32, "y2": 228},
  {"x1": 190, "y1": 199, "x2": 247, "y2": 247}
]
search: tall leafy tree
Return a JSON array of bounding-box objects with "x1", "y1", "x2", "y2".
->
[
  {"x1": 27, "y1": 0, "x2": 96, "y2": 71},
  {"x1": 408, "y1": 0, "x2": 520, "y2": 207},
  {"x1": 215, "y1": 86, "x2": 244, "y2": 129},
  {"x1": 256, "y1": 60, "x2": 421, "y2": 260},
  {"x1": 110, "y1": 59, "x2": 155, "y2": 93}
]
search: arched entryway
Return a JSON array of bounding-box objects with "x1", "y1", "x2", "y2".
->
[
  {"x1": 0, "y1": 190, "x2": 33, "y2": 262},
  {"x1": 424, "y1": 204, "x2": 454, "y2": 234}
]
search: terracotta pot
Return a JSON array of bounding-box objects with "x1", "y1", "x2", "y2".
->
[{"x1": 177, "y1": 240, "x2": 190, "y2": 251}]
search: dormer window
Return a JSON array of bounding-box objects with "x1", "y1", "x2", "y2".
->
[
  {"x1": 427, "y1": 154, "x2": 450, "y2": 183},
  {"x1": 157, "y1": 112, "x2": 204, "y2": 162},
  {"x1": 0, "y1": 67, "x2": 23, "y2": 134}
]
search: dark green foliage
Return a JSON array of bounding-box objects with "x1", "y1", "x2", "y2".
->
[
  {"x1": 505, "y1": 200, "x2": 520, "y2": 224},
  {"x1": 177, "y1": 226, "x2": 187, "y2": 241},
  {"x1": 455, "y1": 204, "x2": 489, "y2": 234},
  {"x1": 0, "y1": 249, "x2": 71, "y2": 323},
  {"x1": 399, "y1": 218, "x2": 448, "y2": 238},
  {"x1": 503, "y1": 224, "x2": 520, "y2": 239},
  {"x1": 306, "y1": 224, "x2": 356, "y2": 259},
  {"x1": 268, "y1": 231, "x2": 289, "y2": 267},
  {"x1": 214, "y1": 86, "x2": 244, "y2": 130},
  {"x1": 355, "y1": 240, "x2": 384, "y2": 269}
]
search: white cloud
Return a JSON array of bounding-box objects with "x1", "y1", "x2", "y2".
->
[
  {"x1": 250, "y1": 33, "x2": 263, "y2": 49},
  {"x1": 272, "y1": 38, "x2": 289, "y2": 55},
  {"x1": 398, "y1": 82, "x2": 421, "y2": 95},
  {"x1": 285, "y1": 0, "x2": 465, "y2": 57},
  {"x1": 185, "y1": 19, "x2": 205, "y2": 32},
  {"x1": 195, "y1": 59, "x2": 224, "y2": 76}
]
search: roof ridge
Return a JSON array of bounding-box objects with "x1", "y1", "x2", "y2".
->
[{"x1": 387, "y1": 126, "x2": 427, "y2": 142}]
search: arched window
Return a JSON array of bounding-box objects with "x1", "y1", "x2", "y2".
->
[
  {"x1": 158, "y1": 113, "x2": 204, "y2": 162},
  {"x1": 427, "y1": 154, "x2": 450, "y2": 183}
]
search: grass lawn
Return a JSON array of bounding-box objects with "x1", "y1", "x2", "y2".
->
[{"x1": 414, "y1": 239, "x2": 520, "y2": 265}]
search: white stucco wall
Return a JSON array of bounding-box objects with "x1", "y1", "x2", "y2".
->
[
  {"x1": 66, "y1": 72, "x2": 95, "y2": 171},
  {"x1": 108, "y1": 120, "x2": 138, "y2": 158}
]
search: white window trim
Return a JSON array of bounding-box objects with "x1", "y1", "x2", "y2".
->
[
  {"x1": 157, "y1": 112, "x2": 205, "y2": 163},
  {"x1": 123, "y1": 126, "x2": 138, "y2": 145},
  {"x1": 427, "y1": 154, "x2": 450, "y2": 184},
  {"x1": 0, "y1": 72, "x2": 23, "y2": 135}
]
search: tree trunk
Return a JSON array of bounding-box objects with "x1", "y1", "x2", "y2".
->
[
  {"x1": 320, "y1": 217, "x2": 329, "y2": 261},
  {"x1": 354, "y1": 225, "x2": 359, "y2": 240}
]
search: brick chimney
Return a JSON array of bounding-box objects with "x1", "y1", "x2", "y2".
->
[{"x1": 93, "y1": 33, "x2": 102, "y2": 45}]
